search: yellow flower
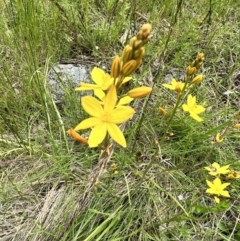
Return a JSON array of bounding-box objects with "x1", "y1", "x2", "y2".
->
[
  {"x1": 204, "y1": 162, "x2": 230, "y2": 176},
  {"x1": 162, "y1": 78, "x2": 185, "y2": 93},
  {"x1": 128, "y1": 86, "x2": 152, "y2": 98},
  {"x1": 75, "y1": 67, "x2": 113, "y2": 99},
  {"x1": 216, "y1": 133, "x2": 224, "y2": 143},
  {"x1": 74, "y1": 85, "x2": 135, "y2": 148},
  {"x1": 182, "y1": 94, "x2": 205, "y2": 122},
  {"x1": 226, "y1": 170, "x2": 240, "y2": 179},
  {"x1": 206, "y1": 177, "x2": 230, "y2": 199},
  {"x1": 75, "y1": 67, "x2": 131, "y2": 99}
]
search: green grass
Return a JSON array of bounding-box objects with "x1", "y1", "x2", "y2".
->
[{"x1": 1, "y1": 0, "x2": 240, "y2": 240}]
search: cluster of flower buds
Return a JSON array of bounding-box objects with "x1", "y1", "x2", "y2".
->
[
  {"x1": 186, "y1": 53, "x2": 205, "y2": 77},
  {"x1": 111, "y1": 24, "x2": 152, "y2": 86}
]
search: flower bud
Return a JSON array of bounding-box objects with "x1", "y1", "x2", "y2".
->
[
  {"x1": 134, "y1": 40, "x2": 143, "y2": 49},
  {"x1": 67, "y1": 128, "x2": 88, "y2": 144},
  {"x1": 133, "y1": 47, "x2": 145, "y2": 60},
  {"x1": 140, "y1": 23, "x2": 152, "y2": 39},
  {"x1": 197, "y1": 53, "x2": 205, "y2": 62},
  {"x1": 159, "y1": 107, "x2": 166, "y2": 115},
  {"x1": 192, "y1": 74, "x2": 203, "y2": 84},
  {"x1": 121, "y1": 45, "x2": 133, "y2": 65},
  {"x1": 110, "y1": 55, "x2": 121, "y2": 78},
  {"x1": 128, "y1": 86, "x2": 152, "y2": 98},
  {"x1": 129, "y1": 36, "x2": 137, "y2": 47},
  {"x1": 186, "y1": 66, "x2": 197, "y2": 76},
  {"x1": 216, "y1": 133, "x2": 224, "y2": 143},
  {"x1": 234, "y1": 123, "x2": 240, "y2": 129},
  {"x1": 122, "y1": 60, "x2": 138, "y2": 76}
]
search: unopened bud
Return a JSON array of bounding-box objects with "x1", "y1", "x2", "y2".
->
[
  {"x1": 197, "y1": 53, "x2": 205, "y2": 62},
  {"x1": 110, "y1": 55, "x2": 121, "y2": 78},
  {"x1": 122, "y1": 60, "x2": 138, "y2": 76},
  {"x1": 134, "y1": 40, "x2": 143, "y2": 49},
  {"x1": 234, "y1": 123, "x2": 240, "y2": 129},
  {"x1": 129, "y1": 36, "x2": 137, "y2": 47},
  {"x1": 133, "y1": 47, "x2": 145, "y2": 60},
  {"x1": 121, "y1": 45, "x2": 133, "y2": 65},
  {"x1": 216, "y1": 133, "x2": 224, "y2": 143},
  {"x1": 128, "y1": 86, "x2": 152, "y2": 98},
  {"x1": 192, "y1": 74, "x2": 203, "y2": 84},
  {"x1": 140, "y1": 23, "x2": 152, "y2": 39},
  {"x1": 159, "y1": 107, "x2": 166, "y2": 115},
  {"x1": 67, "y1": 128, "x2": 88, "y2": 144},
  {"x1": 186, "y1": 66, "x2": 197, "y2": 76}
]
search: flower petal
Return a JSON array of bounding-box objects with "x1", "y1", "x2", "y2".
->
[
  {"x1": 220, "y1": 190, "x2": 230, "y2": 197},
  {"x1": 194, "y1": 105, "x2": 206, "y2": 114},
  {"x1": 110, "y1": 106, "x2": 135, "y2": 124},
  {"x1": 107, "y1": 123, "x2": 126, "y2": 147},
  {"x1": 117, "y1": 96, "x2": 134, "y2": 106},
  {"x1": 75, "y1": 83, "x2": 100, "y2": 91},
  {"x1": 91, "y1": 67, "x2": 113, "y2": 89},
  {"x1": 88, "y1": 122, "x2": 107, "y2": 147},
  {"x1": 187, "y1": 94, "x2": 196, "y2": 105},
  {"x1": 206, "y1": 188, "x2": 216, "y2": 195},
  {"x1": 214, "y1": 196, "x2": 220, "y2": 203},
  {"x1": 182, "y1": 104, "x2": 190, "y2": 112},
  {"x1": 121, "y1": 76, "x2": 132, "y2": 84},
  {"x1": 104, "y1": 85, "x2": 117, "y2": 112},
  {"x1": 162, "y1": 83, "x2": 175, "y2": 90},
  {"x1": 94, "y1": 89, "x2": 106, "y2": 100},
  {"x1": 82, "y1": 96, "x2": 104, "y2": 118},
  {"x1": 91, "y1": 67, "x2": 105, "y2": 85},
  {"x1": 189, "y1": 112, "x2": 203, "y2": 122},
  {"x1": 74, "y1": 117, "x2": 101, "y2": 130},
  {"x1": 206, "y1": 180, "x2": 214, "y2": 189}
]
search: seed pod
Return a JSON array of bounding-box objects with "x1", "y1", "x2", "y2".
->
[{"x1": 110, "y1": 55, "x2": 121, "y2": 78}]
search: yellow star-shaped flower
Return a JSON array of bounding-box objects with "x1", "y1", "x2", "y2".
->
[
  {"x1": 162, "y1": 78, "x2": 185, "y2": 93},
  {"x1": 206, "y1": 177, "x2": 230, "y2": 202},
  {"x1": 204, "y1": 162, "x2": 230, "y2": 176},
  {"x1": 75, "y1": 67, "x2": 131, "y2": 100},
  {"x1": 74, "y1": 85, "x2": 135, "y2": 148},
  {"x1": 182, "y1": 94, "x2": 205, "y2": 122}
]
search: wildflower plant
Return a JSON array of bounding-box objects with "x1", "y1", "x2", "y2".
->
[
  {"x1": 204, "y1": 162, "x2": 240, "y2": 203},
  {"x1": 67, "y1": 24, "x2": 152, "y2": 150},
  {"x1": 161, "y1": 53, "x2": 206, "y2": 126}
]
